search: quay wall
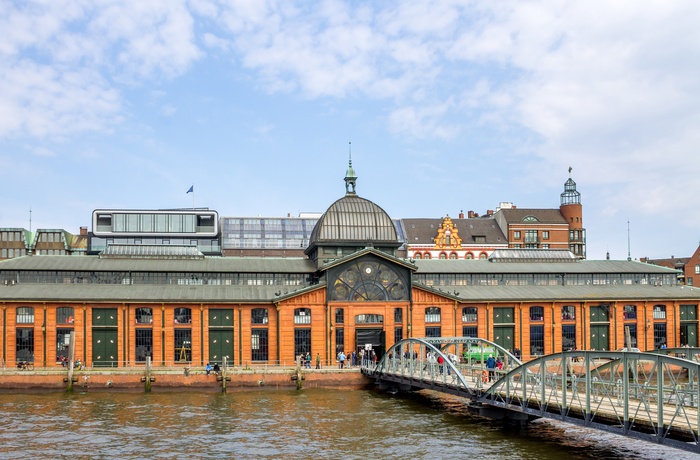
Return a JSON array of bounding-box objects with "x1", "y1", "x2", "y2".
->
[{"x1": 0, "y1": 368, "x2": 371, "y2": 392}]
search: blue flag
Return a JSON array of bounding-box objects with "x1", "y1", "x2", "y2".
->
[{"x1": 186, "y1": 185, "x2": 193, "y2": 194}]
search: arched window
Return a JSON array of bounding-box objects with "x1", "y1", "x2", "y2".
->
[
  {"x1": 174, "y1": 307, "x2": 192, "y2": 324},
  {"x1": 462, "y1": 307, "x2": 477, "y2": 322},
  {"x1": 466, "y1": 253, "x2": 474, "y2": 259},
  {"x1": 479, "y1": 252, "x2": 488, "y2": 260},
  {"x1": 414, "y1": 253, "x2": 422, "y2": 259},
  {"x1": 16, "y1": 307, "x2": 34, "y2": 324},
  {"x1": 449, "y1": 252, "x2": 457, "y2": 259},
  {"x1": 530, "y1": 306, "x2": 544, "y2": 322},
  {"x1": 425, "y1": 307, "x2": 441, "y2": 323},
  {"x1": 561, "y1": 305, "x2": 575, "y2": 321},
  {"x1": 424, "y1": 253, "x2": 431, "y2": 259},
  {"x1": 330, "y1": 259, "x2": 409, "y2": 302},
  {"x1": 252, "y1": 308, "x2": 268, "y2": 325},
  {"x1": 653, "y1": 305, "x2": 666, "y2": 320},
  {"x1": 57, "y1": 307, "x2": 75, "y2": 324},
  {"x1": 135, "y1": 307, "x2": 153, "y2": 324},
  {"x1": 623, "y1": 305, "x2": 637, "y2": 321},
  {"x1": 439, "y1": 252, "x2": 447, "y2": 259},
  {"x1": 294, "y1": 308, "x2": 311, "y2": 324}
]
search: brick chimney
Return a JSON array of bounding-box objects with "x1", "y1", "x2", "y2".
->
[
  {"x1": 468, "y1": 211, "x2": 475, "y2": 218},
  {"x1": 80, "y1": 226, "x2": 87, "y2": 236},
  {"x1": 459, "y1": 210, "x2": 464, "y2": 219}
]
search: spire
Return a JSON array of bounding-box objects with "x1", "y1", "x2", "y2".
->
[{"x1": 344, "y1": 141, "x2": 357, "y2": 195}]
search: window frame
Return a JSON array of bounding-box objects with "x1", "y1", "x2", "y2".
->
[{"x1": 16, "y1": 307, "x2": 34, "y2": 324}]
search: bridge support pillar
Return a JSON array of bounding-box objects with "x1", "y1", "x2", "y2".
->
[{"x1": 467, "y1": 402, "x2": 534, "y2": 428}]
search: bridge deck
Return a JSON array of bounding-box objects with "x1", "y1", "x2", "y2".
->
[{"x1": 366, "y1": 338, "x2": 700, "y2": 453}]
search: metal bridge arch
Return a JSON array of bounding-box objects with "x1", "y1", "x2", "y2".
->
[
  {"x1": 372, "y1": 337, "x2": 524, "y2": 397},
  {"x1": 366, "y1": 341, "x2": 700, "y2": 454}
]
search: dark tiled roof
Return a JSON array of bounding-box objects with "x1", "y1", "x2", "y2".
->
[
  {"x1": 643, "y1": 257, "x2": 689, "y2": 268},
  {"x1": 402, "y1": 218, "x2": 506, "y2": 245},
  {"x1": 496, "y1": 208, "x2": 567, "y2": 224}
]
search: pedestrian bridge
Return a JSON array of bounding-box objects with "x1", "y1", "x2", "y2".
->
[{"x1": 360, "y1": 337, "x2": 700, "y2": 454}]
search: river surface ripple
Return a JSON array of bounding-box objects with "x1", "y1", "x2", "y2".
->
[{"x1": 0, "y1": 389, "x2": 695, "y2": 459}]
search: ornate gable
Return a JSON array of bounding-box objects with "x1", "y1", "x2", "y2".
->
[{"x1": 433, "y1": 216, "x2": 462, "y2": 249}]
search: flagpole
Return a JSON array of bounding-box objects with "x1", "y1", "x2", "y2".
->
[{"x1": 192, "y1": 183, "x2": 195, "y2": 209}]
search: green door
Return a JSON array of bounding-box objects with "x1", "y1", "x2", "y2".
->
[
  {"x1": 681, "y1": 323, "x2": 698, "y2": 347},
  {"x1": 92, "y1": 308, "x2": 118, "y2": 367},
  {"x1": 493, "y1": 308, "x2": 515, "y2": 324},
  {"x1": 208, "y1": 309, "x2": 234, "y2": 365},
  {"x1": 590, "y1": 325, "x2": 609, "y2": 351},
  {"x1": 208, "y1": 329, "x2": 233, "y2": 365},
  {"x1": 493, "y1": 326, "x2": 514, "y2": 352},
  {"x1": 92, "y1": 329, "x2": 118, "y2": 367}
]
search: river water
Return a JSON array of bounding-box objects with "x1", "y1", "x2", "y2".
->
[{"x1": 0, "y1": 388, "x2": 694, "y2": 459}]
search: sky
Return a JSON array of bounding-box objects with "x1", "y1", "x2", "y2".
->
[{"x1": 1, "y1": 0, "x2": 700, "y2": 261}]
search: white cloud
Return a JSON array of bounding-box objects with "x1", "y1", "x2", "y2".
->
[
  {"x1": 2, "y1": 0, "x2": 700, "y2": 249},
  {"x1": 0, "y1": 0, "x2": 202, "y2": 141}
]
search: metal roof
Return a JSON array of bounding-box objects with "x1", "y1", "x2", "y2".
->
[
  {"x1": 421, "y1": 283, "x2": 700, "y2": 302},
  {"x1": 2, "y1": 281, "x2": 698, "y2": 304},
  {"x1": 0, "y1": 283, "x2": 286, "y2": 303},
  {"x1": 412, "y1": 259, "x2": 679, "y2": 274},
  {"x1": 309, "y1": 195, "x2": 398, "y2": 244},
  {"x1": 488, "y1": 249, "x2": 578, "y2": 262},
  {"x1": 101, "y1": 244, "x2": 204, "y2": 259},
  {"x1": 317, "y1": 247, "x2": 417, "y2": 272},
  {"x1": 0, "y1": 255, "x2": 678, "y2": 276},
  {"x1": 0, "y1": 255, "x2": 317, "y2": 273}
]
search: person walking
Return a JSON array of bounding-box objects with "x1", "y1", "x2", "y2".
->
[
  {"x1": 315, "y1": 353, "x2": 321, "y2": 369},
  {"x1": 486, "y1": 355, "x2": 496, "y2": 382}
]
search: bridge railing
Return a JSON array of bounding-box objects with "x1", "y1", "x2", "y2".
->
[
  {"x1": 367, "y1": 337, "x2": 524, "y2": 394},
  {"x1": 482, "y1": 350, "x2": 700, "y2": 453}
]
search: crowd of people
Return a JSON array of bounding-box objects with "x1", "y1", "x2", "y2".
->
[{"x1": 292, "y1": 349, "x2": 377, "y2": 369}]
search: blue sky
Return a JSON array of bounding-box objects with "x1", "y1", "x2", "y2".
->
[{"x1": 2, "y1": 1, "x2": 700, "y2": 260}]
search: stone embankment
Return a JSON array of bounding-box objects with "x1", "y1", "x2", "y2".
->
[{"x1": 0, "y1": 366, "x2": 370, "y2": 392}]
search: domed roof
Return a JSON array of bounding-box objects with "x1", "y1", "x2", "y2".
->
[{"x1": 308, "y1": 195, "x2": 398, "y2": 246}]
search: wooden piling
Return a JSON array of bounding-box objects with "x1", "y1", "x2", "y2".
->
[
  {"x1": 221, "y1": 357, "x2": 228, "y2": 393},
  {"x1": 145, "y1": 357, "x2": 152, "y2": 392},
  {"x1": 296, "y1": 355, "x2": 303, "y2": 390},
  {"x1": 66, "y1": 331, "x2": 76, "y2": 392}
]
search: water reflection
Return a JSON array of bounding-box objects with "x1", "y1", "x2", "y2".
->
[{"x1": 0, "y1": 389, "x2": 693, "y2": 459}]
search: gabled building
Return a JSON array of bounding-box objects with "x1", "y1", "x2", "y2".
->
[
  {"x1": 0, "y1": 228, "x2": 32, "y2": 260},
  {"x1": 0, "y1": 162, "x2": 697, "y2": 370},
  {"x1": 403, "y1": 215, "x2": 508, "y2": 260},
  {"x1": 491, "y1": 176, "x2": 586, "y2": 258},
  {"x1": 0, "y1": 227, "x2": 88, "y2": 260}
]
